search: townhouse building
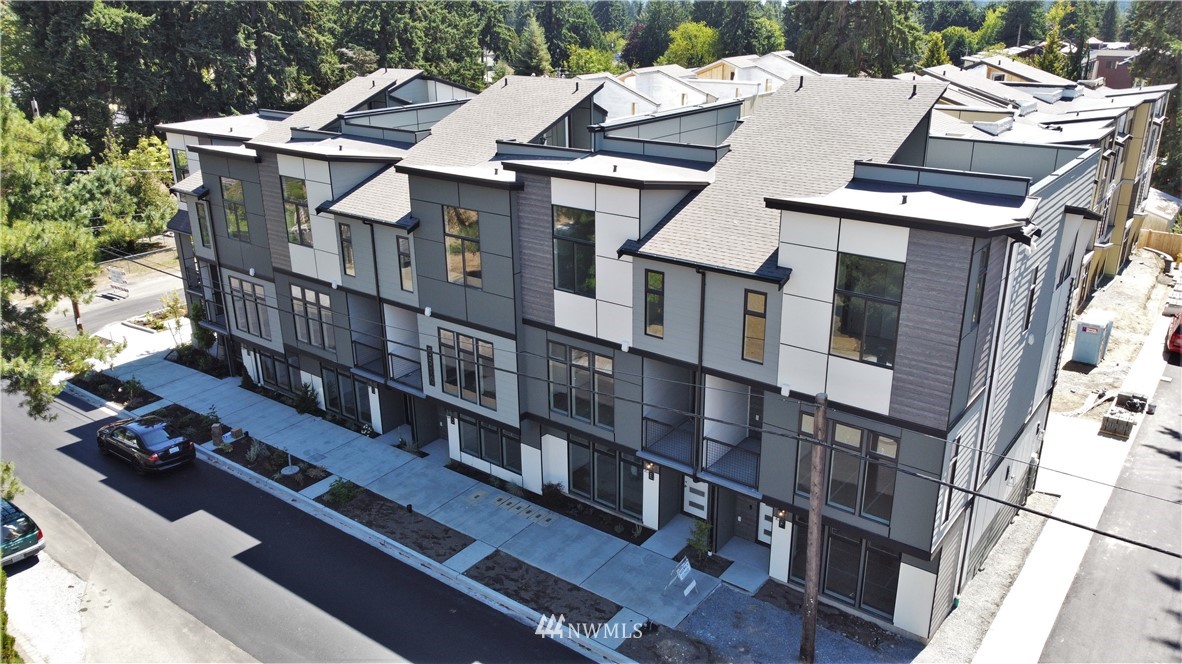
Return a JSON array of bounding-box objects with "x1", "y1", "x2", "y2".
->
[{"x1": 163, "y1": 66, "x2": 1110, "y2": 641}]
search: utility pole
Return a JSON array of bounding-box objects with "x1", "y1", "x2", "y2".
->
[{"x1": 799, "y1": 393, "x2": 828, "y2": 663}]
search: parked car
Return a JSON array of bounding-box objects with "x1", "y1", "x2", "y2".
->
[
  {"x1": 1167, "y1": 312, "x2": 1182, "y2": 356},
  {"x1": 97, "y1": 416, "x2": 196, "y2": 473},
  {"x1": 2, "y1": 499, "x2": 45, "y2": 566}
]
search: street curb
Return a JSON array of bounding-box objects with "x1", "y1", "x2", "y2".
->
[{"x1": 63, "y1": 379, "x2": 633, "y2": 664}]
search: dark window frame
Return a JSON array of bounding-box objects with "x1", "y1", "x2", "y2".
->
[
  {"x1": 444, "y1": 206, "x2": 481, "y2": 289},
  {"x1": 290, "y1": 284, "x2": 335, "y2": 351},
  {"x1": 220, "y1": 176, "x2": 249, "y2": 242},
  {"x1": 456, "y1": 413, "x2": 521, "y2": 473},
  {"x1": 566, "y1": 437, "x2": 642, "y2": 519},
  {"x1": 644, "y1": 270, "x2": 665, "y2": 338},
  {"x1": 438, "y1": 328, "x2": 496, "y2": 410},
  {"x1": 228, "y1": 276, "x2": 270, "y2": 339},
  {"x1": 194, "y1": 201, "x2": 212, "y2": 249},
  {"x1": 552, "y1": 205, "x2": 596, "y2": 298},
  {"x1": 823, "y1": 421, "x2": 898, "y2": 525},
  {"x1": 742, "y1": 289, "x2": 767, "y2": 363},
  {"x1": 397, "y1": 235, "x2": 413, "y2": 292},
  {"x1": 1023, "y1": 266, "x2": 1039, "y2": 331},
  {"x1": 830, "y1": 253, "x2": 905, "y2": 368},
  {"x1": 282, "y1": 176, "x2": 312, "y2": 246},
  {"x1": 969, "y1": 244, "x2": 990, "y2": 329},
  {"x1": 171, "y1": 148, "x2": 189, "y2": 184},
  {"x1": 548, "y1": 342, "x2": 614, "y2": 431},
  {"x1": 339, "y1": 223, "x2": 355, "y2": 277}
]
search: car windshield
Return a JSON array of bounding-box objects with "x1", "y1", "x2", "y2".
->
[
  {"x1": 140, "y1": 424, "x2": 180, "y2": 449},
  {"x1": 3, "y1": 516, "x2": 35, "y2": 543}
]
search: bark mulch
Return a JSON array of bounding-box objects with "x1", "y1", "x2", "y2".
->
[
  {"x1": 617, "y1": 624, "x2": 719, "y2": 664},
  {"x1": 318, "y1": 487, "x2": 474, "y2": 563},
  {"x1": 755, "y1": 579, "x2": 914, "y2": 652},
  {"x1": 214, "y1": 436, "x2": 330, "y2": 493},
  {"x1": 69, "y1": 371, "x2": 160, "y2": 410},
  {"x1": 464, "y1": 550, "x2": 620, "y2": 626},
  {"x1": 674, "y1": 545, "x2": 733, "y2": 578}
]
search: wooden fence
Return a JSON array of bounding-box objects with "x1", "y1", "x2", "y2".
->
[{"x1": 1138, "y1": 229, "x2": 1182, "y2": 260}]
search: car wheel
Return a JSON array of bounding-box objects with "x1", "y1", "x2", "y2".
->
[
  {"x1": 97, "y1": 439, "x2": 111, "y2": 456},
  {"x1": 134, "y1": 459, "x2": 148, "y2": 475}
]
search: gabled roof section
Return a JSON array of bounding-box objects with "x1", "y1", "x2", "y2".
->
[
  {"x1": 251, "y1": 68, "x2": 422, "y2": 145},
  {"x1": 397, "y1": 76, "x2": 602, "y2": 169},
  {"x1": 963, "y1": 54, "x2": 1077, "y2": 86},
  {"x1": 634, "y1": 76, "x2": 946, "y2": 277},
  {"x1": 320, "y1": 165, "x2": 411, "y2": 226}
]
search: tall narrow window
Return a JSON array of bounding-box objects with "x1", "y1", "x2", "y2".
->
[
  {"x1": 397, "y1": 236, "x2": 413, "y2": 292},
  {"x1": 862, "y1": 433, "x2": 897, "y2": 523},
  {"x1": 458, "y1": 334, "x2": 478, "y2": 402},
  {"x1": 829, "y1": 423, "x2": 862, "y2": 512},
  {"x1": 831, "y1": 254, "x2": 905, "y2": 367},
  {"x1": 478, "y1": 340, "x2": 496, "y2": 408},
  {"x1": 171, "y1": 148, "x2": 189, "y2": 184},
  {"x1": 970, "y1": 244, "x2": 990, "y2": 328},
  {"x1": 283, "y1": 177, "x2": 312, "y2": 246},
  {"x1": 439, "y1": 330, "x2": 458, "y2": 396},
  {"x1": 290, "y1": 284, "x2": 335, "y2": 350},
  {"x1": 194, "y1": 201, "x2": 212, "y2": 248},
  {"x1": 220, "y1": 177, "x2": 249, "y2": 241},
  {"x1": 339, "y1": 223, "x2": 355, "y2": 276},
  {"x1": 645, "y1": 270, "x2": 665, "y2": 338},
  {"x1": 553, "y1": 206, "x2": 596, "y2": 297},
  {"x1": 1023, "y1": 267, "x2": 1039, "y2": 331},
  {"x1": 444, "y1": 206, "x2": 481, "y2": 288},
  {"x1": 742, "y1": 290, "x2": 767, "y2": 363}
]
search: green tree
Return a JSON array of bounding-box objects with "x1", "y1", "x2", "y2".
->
[
  {"x1": 1099, "y1": 0, "x2": 1120, "y2": 41},
  {"x1": 1034, "y1": 23, "x2": 1069, "y2": 77},
  {"x1": 515, "y1": 14, "x2": 554, "y2": 75},
  {"x1": 1126, "y1": 0, "x2": 1182, "y2": 194},
  {"x1": 1051, "y1": 0, "x2": 1100, "y2": 80},
  {"x1": 1000, "y1": 0, "x2": 1046, "y2": 46},
  {"x1": 918, "y1": 0, "x2": 984, "y2": 33},
  {"x1": 657, "y1": 21, "x2": 720, "y2": 67},
  {"x1": 793, "y1": 1, "x2": 922, "y2": 77},
  {"x1": 533, "y1": 1, "x2": 605, "y2": 73},
  {"x1": 749, "y1": 18, "x2": 786, "y2": 55},
  {"x1": 0, "y1": 463, "x2": 22, "y2": 502},
  {"x1": 591, "y1": 0, "x2": 628, "y2": 34},
  {"x1": 566, "y1": 45, "x2": 626, "y2": 74},
  {"x1": 621, "y1": 0, "x2": 690, "y2": 67},
  {"x1": 941, "y1": 26, "x2": 978, "y2": 66},
  {"x1": 919, "y1": 31, "x2": 953, "y2": 68},
  {"x1": 975, "y1": 6, "x2": 1008, "y2": 52}
]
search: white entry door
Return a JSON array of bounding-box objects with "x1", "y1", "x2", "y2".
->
[
  {"x1": 683, "y1": 477, "x2": 709, "y2": 519},
  {"x1": 758, "y1": 503, "x2": 774, "y2": 544}
]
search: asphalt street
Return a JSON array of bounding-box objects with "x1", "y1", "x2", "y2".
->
[
  {"x1": 46, "y1": 271, "x2": 183, "y2": 334},
  {"x1": 1, "y1": 391, "x2": 582, "y2": 663},
  {"x1": 1041, "y1": 357, "x2": 1182, "y2": 663}
]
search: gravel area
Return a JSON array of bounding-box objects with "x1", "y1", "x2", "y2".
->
[{"x1": 916, "y1": 492, "x2": 1058, "y2": 663}]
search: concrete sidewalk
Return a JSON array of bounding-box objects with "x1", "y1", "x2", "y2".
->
[
  {"x1": 974, "y1": 313, "x2": 1174, "y2": 663},
  {"x1": 69, "y1": 323, "x2": 894, "y2": 662}
]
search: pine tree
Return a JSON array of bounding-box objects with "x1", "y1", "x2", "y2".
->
[
  {"x1": 515, "y1": 14, "x2": 554, "y2": 75},
  {"x1": 918, "y1": 32, "x2": 952, "y2": 68},
  {"x1": 1125, "y1": 0, "x2": 1182, "y2": 193},
  {"x1": 1035, "y1": 23, "x2": 1069, "y2": 77},
  {"x1": 1099, "y1": 0, "x2": 1120, "y2": 41}
]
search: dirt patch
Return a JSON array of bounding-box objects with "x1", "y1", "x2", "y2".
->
[
  {"x1": 214, "y1": 436, "x2": 330, "y2": 493},
  {"x1": 754, "y1": 580, "x2": 916, "y2": 654},
  {"x1": 673, "y1": 545, "x2": 733, "y2": 578},
  {"x1": 617, "y1": 624, "x2": 720, "y2": 663},
  {"x1": 69, "y1": 371, "x2": 160, "y2": 410},
  {"x1": 1054, "y1": 250, "x2": 1169, "y2": 419},
  {"x1": 319, "y1": 487, "x2": 473, "y2": 562},
  {"x1": 150, "y1": 403, "x2": 218, "y2": 443},
  {"x1": 464, "y1": 550, "x2": 619, "y2": 625}
]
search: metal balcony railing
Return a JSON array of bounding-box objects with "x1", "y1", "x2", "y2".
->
[
  {"x1": 351, "y1": 338, "x2": 423, "y2": 391},
  {"x1": 388, "y1": 352, "x2": 422, "y2": 391},
  {"x1": 703, "y1": 436, "x2": 760, "y2": 489},
  {"x1": 642, "y1": 416, "x2": 693, "y2": 466},
  {"x1": 351, "y1": 339, "x2": 386, "y2": 377}
]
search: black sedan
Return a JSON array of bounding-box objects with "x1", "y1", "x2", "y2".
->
[{"x1": 97, "y1": 416, "x2": 196, "y2": 473}]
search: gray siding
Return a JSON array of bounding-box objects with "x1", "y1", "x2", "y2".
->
[
  {"x1": 516, "y1": 173, "x2": 554, "y2": 325},
  {"x1": 889, "y1": 428, "x2": 943, "y2": 550},
  {"x1": 258, "y1": 154, "x2": 291, "y2": 273},
  {"x1": 201, "y1": 154, "x2": 273, "y2": 279},
  {"x1": 337, "y1": 217, "x2": 377, "y2": 296},
  {"x1": 630, "y1": 260, "x2": 701, "y2": 365},
  {"x1": 929, "y1": 510, "x2": 965, "y2": 636},
  {"x1": 700, "y1": 273, "x2": 780, "y2": 388},
  {"x1": 890, "y1": 230, "x2": 974, "y2": 430},
  {"x1": 759, "y1": 393, "x2": 800, "y2": 501}
]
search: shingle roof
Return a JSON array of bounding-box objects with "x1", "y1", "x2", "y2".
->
[
  {"x1": 166, "y1": 209, "x2": 191, "y2": 235},
  {"x1": 321, "y1": 165, "x2": 411, "y2": 225},
  {"x1": 170, "y1": 171, "x2": 206, "y2": 197},
  {"x1": 964, "y1": 55, "x2": 1077, "y2": 86},
  {"x1": 157, "y1": 113, "x2": 278, "y2": 141},
  {"x1": 635, "y1": 76, "x2": 946, "y2": 276},
  {"x1": 252, "y1": 69, "x2": 422, "y2": 144},
  {"x1": 398, "y1": 76, "x2": 602, "y2": 169}
]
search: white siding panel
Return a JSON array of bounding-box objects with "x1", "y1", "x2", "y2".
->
[
  {"x1": 781, "y1": 294, "x2": 833, "y2": 354},
  {"x1": 289, "y1": 244, "x2": 317, "y2": 277},
  {"x1": 551, "y1": 178, "x2": 596, "y2": 210},
  {"x1": 596, "y1": 300, "x2": 632, "y2": 345},
  {"x1": 826, "y1": 356, "x2": 893, "y2": 414},
  {"x1": 306, "y1": 180, "x2": 333, "y2": 211},
  {"x1": 304, "y1": 159, "x2": 330, "y2": 185},
  {"x1": 894, "y1": 564, "x2": 937, "y2": 638},
  {"x1": 521, "y1": 445, "x2": 543, "y2": 494},
  {"x1": 642, "y1": 472, "x2": 660, "y2": 529},
  {"x1": 277, "y1": 154, "x2": 305, "y2": 179},
  {"x1": 368, "y1": 389, "x2": 383, "y2": 432},
  {"x1": 554, "y1": 290, "x2": 598, "y2": 337},
  {"x1": 780, "y1": 211, "x2": 840, "y2": 250},
  {"x1": 780, "y1": 244, "x2": 837, "y2": 302},
  {"x1": 839, "y1": 219, "x2": 909, "y2": 262},
  {"x1": 596, "y1": 212, "x2": 640, "y2": 259},
  {"x1": 315, "y1": 249, "x2": 342, "y2": 285},
  {"x1": 310, "y1": 215, "x2": 337, "y2": 252},
  {"x1": 769, "y1": 520, "x2": 794, "y2": 583},
  {"x1": 595, "y1": 183, "x2": 640, "y2": 217},
  {"x1": 778, "y1": 344, "x2": 827, "y2": 395},
  {"x1": 596, "y1": 256, "x2": 632, "y2": 307},
  {"x1": 541, "y1": 434, "x2": 568, "y2": 487}
]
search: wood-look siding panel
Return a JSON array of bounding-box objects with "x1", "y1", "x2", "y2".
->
[
  {"x1": 258, "y1": 155, "x2": 291, "y2": 273},
  {"x1": 517, "y1": 173, "x2": 554, "y2": 325},
  {"x1": 890, "y1": 231, "x2": 973, "y2": 430},
  {"x1": 929, "y1": 510, "x2": 964, "y2": 636}
]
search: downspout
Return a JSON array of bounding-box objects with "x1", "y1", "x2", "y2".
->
[
  {"x1": 694, "y1": 268, "x2": 713, "y2": 550},
  {"x1": 958, "y1": 237, "x2": 1017, "y2": 592}
]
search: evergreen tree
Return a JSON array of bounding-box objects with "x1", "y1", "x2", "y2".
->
[
  {"x1": 515, "y1": 14, "x2": 554, "y2": 75},
  {"x1": 793, "y1": 1, "x2": 921, "y2": 77},
  {"x1": 1034, "y1": 23, "x2": 1069, "y2": 77},
  {"x1": 918, "y1": 0, "x2": 984, "y2": 33},
  {"x1": 749, "y1": 18, "x2": 785, "y2": 55},
  {"x1": 691, "y1": 0, "x2": 729, "y2": 28},
  {"x1": 1126, "y1": 0, "x2": 1181, "y2": 193},
  {"x1": 918, "y1": 32, "x2": 952, "y2": 68},
  {"x1": 1099, "y1": 0, "x2": 1120, "y2": 41},
  {"x1": 1000, "y1": 0, "x2": 1046, "y2": 46},
  {"x1": 621, "y1": 0, "x2": 689, "y2": 67},
  {"x1": 975, "y1": 6, "x2": 1008, "y2": 51},
  {"x1": 940, "y1": 26, "x2": 978, "y2": 66},
  {"x1": 591, "y1": 0, "x2": 628, "y2": 34},
  {"x1": 1052, "y1": 0, "x2": 1099, "y2": 80},
  {"x1": 657, "y1": 21, "x2": 721, "y2": 67},
  {"x1": 719, "y1": 0, "x2": 757, "y2": 57}
]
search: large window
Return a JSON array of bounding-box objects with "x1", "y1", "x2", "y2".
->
[
  {"x1": 171, "y1": 148, "x2": 189, "y2": 184},
  {"x1": 322, "y1": 367, "x2": 371, "y2": 423},
  {"x1": 553, "y1": 206, "x2": 595, "y2": 297},
  {"x1": 339, "y1": 224, "x2": 355, "y2": 276},
  {"x1": 742, "y1": 290, "x2": 767, "y2": 363},
  {"x1": 228, "y1": 276, "x2": 270, "y2": 339},
  {"x1": 645, "y1": 270, "x2": 664, "y2": 338},
  {"x1": 283, "y1": 176, "x2": 312, "y2": 246},
  {"x1": 397, "y1": 236, "x2": 413, "y2": 292},
  {"x1": 438, "y1": 329, "x2": 496, "y2": 409},
  {"x1": 457, "y1": 414, "x2": 521, "y2": 473},
  {"x1": 548, "y1": 342, "x2": 614, "y2": 430},
  {"x1": 444, "y1": 206, "x2": 481, "y2": 288},
  {"x1": 258, "y1": 351, "x2": 299, "y2": 393},
  {"x1": 831, "y1": 254, "x2": 904, "y2": 367},
  {"x1": 826, "y1": 421, "x2": 897, "y2": 524},
  {"x1": 194, "y1": 201, "x2": 212, "y2": 249},
  {"x1": 290, "y1": 284, "x2": 335, "y2": 351},
  {"x1": 220, "y1": 177, "x2": 249, "y2": 241},
  {"x1": 789, "y1": 523, "x2": 901, "y2": 618},
  {"x1": 568, "y1": 437, "x2": 643, "y2": 519}
]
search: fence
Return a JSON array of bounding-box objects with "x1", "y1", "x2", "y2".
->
[{"x1": 1138, "y1": 229, "x2": 1182, "y2": 260}]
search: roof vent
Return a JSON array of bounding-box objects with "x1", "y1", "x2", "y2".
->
[
  {"x1": 972, "y1": 117, "x2": 1014, "y2": 136},
  {"x1": 901, "y1": 195, "x2": 908, "y2": 205},
  {"x1": 796, "y1": 77, "x2": 804, "y2": 91},
  {"x1": 910, "y1": 83, "x2": 917, "y2": 98},
  {"x1": 613, "y1": 164, "x2": 618, "y2": 173}
]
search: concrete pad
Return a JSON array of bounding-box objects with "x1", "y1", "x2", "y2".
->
[
  {"x1": 581, "y1": 545, "x2": 719, "y2": 628},
  {"x1": 642, "y1": 513, "x2": 695, "y2": 559},
  {"x1": 300, "y1": 475, "x2": 338, "y2": 500},
  {"x1": 591, "y1": 608, "x2": 647, "y2": 649},
  {"x1": 272, "y1": 420, "x2": 367, "y2": 462},
  {"x1": 366, "y1": 460, "x2": 478, "y2": 514},
  {"x1": 228, "y1": 408, "x2": 308, "y2": 442},
  {"x1": 427, "y1": 486, "x2": 537, "y2": 547},
  {"x1": 443, "y1": 541, "x2": 496, "y2": 574},
  {"x1": 318, "y1": 437, "x2": 418, "y2": 486},
  {"x1": 501, "y1": 517, "x2": 628, "y2": 586},
  {"x1": 719, "y1": 559, "x2": 769, "y2": 594},
  {"x1": 420, "y1": 439, "x2": 450, "y2": 467}
]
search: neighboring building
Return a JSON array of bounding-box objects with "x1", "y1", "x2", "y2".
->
[
  {"x1": 160, "y1": 65, "x2": 1126, "y2": 641},
  {"x1": 1085, "y1": 40, "x2": 1140, "y2": 89}
]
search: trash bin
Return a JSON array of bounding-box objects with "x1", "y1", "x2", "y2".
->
[{"x1": 1072, "y1": 311, "x2": 1114, "y2": 365}]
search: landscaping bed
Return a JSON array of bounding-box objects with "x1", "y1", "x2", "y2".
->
[
  {"x1": 617, "y1": 624, "x2": 719, "y2": 664},
  {"x1": 317, "y1": 485, "x2": 473, "y2": 562},
  {"x1": 673, "y1": 545, "x2": 733, "y2": 578},
  {"x1": 214, "y1": 436, "x2": 330, "y2": 493},
  {"x1": 68, "y1": 371, "x2": 160, "y2": 410},
  {"x1": 151, "y1": 403, "x2": 219, "y2": 444},
  {"x1": 129, "y1": 306, "x2": 185, "y2": 332},
  {"x1": 464, "y1": 550, "x2": 620, "y2": 626},
  {"x1": 168, "y1": 344, "x2": 230, "y2": 379},
  {"x1": 754, "y1": 579, "x2": 915, "y2": 655}
]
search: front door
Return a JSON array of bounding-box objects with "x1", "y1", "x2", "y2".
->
[
  {"x1": 683, "y1": 477, "x2": 709, "y2": 519},
  {"x1": 734, "y1": 494, "x2": 759, "y2": 542}
]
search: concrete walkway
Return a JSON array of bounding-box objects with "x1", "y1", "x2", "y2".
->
[{"x1": 974, "y1": 313, "x2": 1173, "y2": 663}]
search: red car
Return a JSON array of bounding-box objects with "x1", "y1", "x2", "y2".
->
[{"x1": 1167, "y1": 313, "x2": 1182, "y2": 356}]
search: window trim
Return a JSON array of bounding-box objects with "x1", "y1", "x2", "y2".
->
[
  {"x1": 338, "y1": 223, "x2": 355, "y2": 277},
  {"x1": 228, "y1": 276, "x2": 271, "y2": 340},
  {"x1": 397, "y1": 235, "x2": 413, "y2": 292},
  {"x1": 548, "y1": 342, "x2": 614, "y2": 430},
  {"x1": 282, "y1": 176, "x2": 312, "y2": 247},
  {"x1": 822, "y1": 420, "x2": 898, "y2": 525},
  {"x1": 171, "y1": 148, "x2": 190, "y2": 184},
  {"x1": 456, "y1": 412, "x2": 521, "y2": 474},
  {"x1": 742, "y1": 289, "x2": 767, "y2": 363},
  {"x1": 830, "y1": 253, "x2": 905, "y2": 368},
  {"x1": 552, "y1": 205, "x2": 596, "y2": 298},
  {"x1": 437, "y1": 328, "x2": 497, "y2": 410},
  {"x1": 220, "y1": 176, "x2": 249, "y2": 242},
  {"x1": 644, "y1": 270, "x2": 665, "y2": 338},
  {"x1": 443, "y1": 206, "x2": 481, "y2": 289},
  {"x1": 194, "y1": 200, "x2": 212, "y2": 249},
  {"x1": 1023, "y1": 267, "x2": 1039, "y2": 331},
  {"x1": 290, "y1": 284, "x2": 335, "y2": 351}
]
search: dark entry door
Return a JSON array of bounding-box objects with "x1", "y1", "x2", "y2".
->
[{"x1": 734, "y1": 494, "x2": 759, "y2": 542}]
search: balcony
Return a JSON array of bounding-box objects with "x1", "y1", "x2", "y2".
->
[
  {"x1": 183, "y1": 268, "x2": 202, "y2": 295},
  {"x1": 352, "y1": 338, "x2": 422, "y2": 392},
  {"x1": 702, "y1": 436, "x2": 760, "y2": 489},
  {"x1": 387, "y1": 352, "x2": 422, "y2": 391},
  {"x1": 642, "y1": 416, "x2": 693, "y2": 467}
]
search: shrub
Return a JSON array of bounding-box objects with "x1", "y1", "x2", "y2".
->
[
  {"x1": 687, "y1": 519, "x2": 711, "y2": 561},
  {"x1": 245, "y1": 440, "x2": 267, "y2": 465},
  {"x1": 324, "y1": 478, "x2": 359, "y2": 507},
  {"x1": 294, "y1": 382, "x2": 319, "y2": 414},
  {"x1": 241, "y1": 370, "x2": 258, "y2": 392}
]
